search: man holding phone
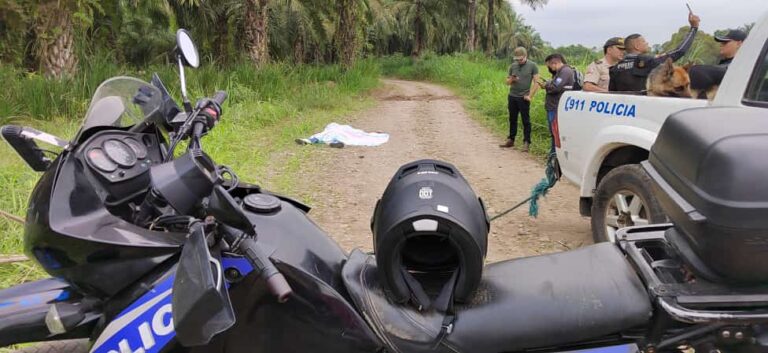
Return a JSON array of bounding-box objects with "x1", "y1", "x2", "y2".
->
[
  {"x1": 609, "y1": 11, "x2": 701, "y2": 92},
  {"x1": 501, "y1": 47, "x2": 540, "y2": 152}
]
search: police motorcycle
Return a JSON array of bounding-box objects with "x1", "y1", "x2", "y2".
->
[{"x1": 3, "y1": 29, "x2": 768, "y2": 353}]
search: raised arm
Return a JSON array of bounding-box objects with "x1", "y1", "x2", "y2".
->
[{"x1": 653, "y1": 13, "x2": 700, "y2": 65}]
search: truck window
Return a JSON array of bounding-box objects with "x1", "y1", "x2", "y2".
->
[{"x1": 746, "y1": 41, "x2": 768, "y2": 104}]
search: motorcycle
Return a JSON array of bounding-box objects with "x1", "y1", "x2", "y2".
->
[{"x1": 2, "y1": 30, "x2": 768, "y2": 353}]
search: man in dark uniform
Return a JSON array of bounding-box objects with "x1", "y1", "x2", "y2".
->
[
  {"x1": 609, "y1": 12, "x2": 701, "y2": 93},
  {"x1": 688, "y1": 29, "x2": 747, "y2": 99},
  {"x1": 715, "y1": 29, "x2": 747, "y2": 66}
]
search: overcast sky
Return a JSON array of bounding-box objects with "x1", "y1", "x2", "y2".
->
[{"x1": 511, "y1": 0, "x2": 767, "y2": 48}]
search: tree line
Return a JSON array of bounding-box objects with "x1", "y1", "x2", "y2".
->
[{"x1": 0, "y1": 0, "x2": 549, "y2": 79}]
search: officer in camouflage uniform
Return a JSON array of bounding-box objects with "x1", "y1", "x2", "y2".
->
[
  {"x1": 609, "y1": 12, "x2": 701, "y2": 93},
  {"x1": 584, "y1": 37, "x2": 625, "y2": 92}
]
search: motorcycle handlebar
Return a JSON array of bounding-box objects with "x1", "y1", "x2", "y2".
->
[
  {"x1": 212, "y1": 91, "x2": 227, "y2": 106},
  {"x1": 1, "y1": 125, "x2": 50, "y2": 172},
  {"x1": 237, "y1": 237, "x2": 292, "y2": 303}
]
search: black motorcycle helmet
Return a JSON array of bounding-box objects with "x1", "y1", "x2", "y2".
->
[{"x1": 371, "y1": 160, "x2": 489, "y2": 309}]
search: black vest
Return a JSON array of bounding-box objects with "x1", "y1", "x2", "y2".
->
[{"x1": 609, "y1": 54, "x2": 654, "y2": 92}]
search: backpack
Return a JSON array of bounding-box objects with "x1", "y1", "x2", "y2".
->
[{"x1": 571, "y1": 66, "x2": 584, "y2": 90}]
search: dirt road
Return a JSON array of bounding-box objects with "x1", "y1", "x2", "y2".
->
[{"x1": 293, "y1": 79, "x2": 591, "y2": 263}]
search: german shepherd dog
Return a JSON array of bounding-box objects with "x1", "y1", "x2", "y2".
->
[{"x1": 646, "y1": 58, "x2": 692, "y2": 98}]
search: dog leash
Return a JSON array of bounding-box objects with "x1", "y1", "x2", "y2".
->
[{"x1": 489, "y1": 152, "x2": 561, "y2": 222}]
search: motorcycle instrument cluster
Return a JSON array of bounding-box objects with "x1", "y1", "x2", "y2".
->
[
  {"x1": 86, "y1": 148, "x2": 117, "y2": 172},
  {"x1": 80, "y1": 131, "x2": 162, "y2": 204},
  {"x1": 83, "y1": 132, "x2": 158, "y2": 183},
  {"x1": 102, "y1": 139, "x2": 137, "y2": 167}
]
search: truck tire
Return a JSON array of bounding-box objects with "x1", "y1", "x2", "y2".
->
[
  {"x1": 9, "y1": 340, "x2": 89, "y2": 353},
  {"x1": 590, "y1": 164, "x2": 666, "y2": 243}
]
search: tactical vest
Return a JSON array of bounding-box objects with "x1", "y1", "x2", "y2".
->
[{"x1": 609, "y1": 55, "x2": 654, "y2": 92}]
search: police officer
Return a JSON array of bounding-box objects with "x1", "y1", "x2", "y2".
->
[
  {"x1": 688, "y1": 29, "x2": 747, "y2": 99},
  {"x1": 609, "y1": 12, "x2": 701, "y2": 93},
  {"x1": 584, "y1": 37, "x2": 625, "y2": 92},
  {"x1": 714, "y1": 29, "x2": 747, "y2": 66}
]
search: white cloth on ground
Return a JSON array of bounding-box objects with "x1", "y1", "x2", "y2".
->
[{"x1": 301, "y1": 123, "x2": 389, "y2": 147}]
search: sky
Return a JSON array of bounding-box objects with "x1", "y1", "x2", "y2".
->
[{"x1": 511, "y1": 0, "x2": 767, "y2": 48}]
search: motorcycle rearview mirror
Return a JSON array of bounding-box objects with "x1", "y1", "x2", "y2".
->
[
  {"x1": 172, "y1": 222, "x2": 235, "y2": 347},
  {"x1": 208, "y1": 185, "x2": 256, "y2": 236},
  {"x1": 175, "y1": 29, "x2": 199, "y2": 112},
  {"x1": 176, "y1": 29, "x2": 199, "y2": 68}
]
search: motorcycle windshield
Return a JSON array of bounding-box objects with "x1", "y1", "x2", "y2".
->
[{"x1": 77, "y1": 77, "x2": 163, "y2": 139}]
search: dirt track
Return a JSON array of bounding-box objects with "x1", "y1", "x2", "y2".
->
[{"x1": 293, "y1": 79, "x2": 591, "y2": 263}]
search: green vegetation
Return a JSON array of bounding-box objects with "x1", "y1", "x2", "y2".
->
[
  {"x1": 0, "y1": 59, "x2": 380, "y2": 288},
  {"x1": 0, "y1": 0, "x2": 549, "y2": 76},
  {"x1": 381, "y1": 53, "x2": 582, "y2": 157}
]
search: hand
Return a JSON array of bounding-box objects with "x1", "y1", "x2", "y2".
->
[
  {"x1": 688, "y1": 13, "x2": 700, "y2": 28},
  {"x1": 523, "y1": 95, "x2": 531, "y2": 102}
]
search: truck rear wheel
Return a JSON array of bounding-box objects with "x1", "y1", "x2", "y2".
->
[{"x1": 590, "y1": 164, "x2": 666, "y2": 243}]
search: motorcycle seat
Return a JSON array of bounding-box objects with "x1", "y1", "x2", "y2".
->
[{"x1": 342, "y1": 243, "x2": 652, "y2": 353}]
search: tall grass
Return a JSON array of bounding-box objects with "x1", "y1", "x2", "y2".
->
[
  {"x1": 0, "y1": 57, "x2": 380, "y2": 290},
  {"x1": 380, "y1": 53, "x2": 586, "y2": 158}
]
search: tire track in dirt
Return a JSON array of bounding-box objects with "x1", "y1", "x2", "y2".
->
[{"x1": 291, "y1": 79, "x2": 591, "y2": 263}]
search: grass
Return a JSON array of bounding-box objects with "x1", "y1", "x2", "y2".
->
[
  {"x1": 0, "y1": 58, "x2": 380, "y2": 292},
  {"x1": 1, "y1": 52, "x2": 579, "y2": 349},
  {"x1": 379, "y1": 53, "x2": 586, "y2": 158}
]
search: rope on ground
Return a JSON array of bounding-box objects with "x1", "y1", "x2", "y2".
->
[
  {"x1": 0, "y1": 255, "x2": 29, "y2": 264},
  {"x1": 490, "y1": 152, "x2": 561, "y2": 222},
  {"x1": 0, "y1": 209, "x2": 24, "y2": 224}
]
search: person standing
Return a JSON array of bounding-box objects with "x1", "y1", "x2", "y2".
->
[
  {"x1": 540, "y1": 54, "x2": 574, "y2": 152},
  {"x1": 500, "y1": 47, "x2": 540, "y2": 152},
  {"x1": 583, "y1": 37, "x2": 625, "y2": 92},
  {"x1": 609, "y1": 12, "x2": 701, "y2": 93}
]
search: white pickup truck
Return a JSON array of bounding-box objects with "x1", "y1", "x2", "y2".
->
[{"x1": 555, "y1": 11, "x2": 768, "y2": 242}]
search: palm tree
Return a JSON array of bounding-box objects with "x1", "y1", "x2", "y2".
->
[
  {"x1": 484, "y1": 0, "x2": 547, "y2": 56},
  {"x1": 390, "y1": 0, "x2": 459, "y2": 57},
  {"x1": 0, "y1": 0, "x2": 27, "y2": 65},
  {"x1": 466, "y1": 0, "x2": 477, "y2": 51},
  {"x1": 270, "y1": 0, "x2": 333, "y2": 64},
  {"x1": 195, "y1": 0, "x2": 237, "y2": 63},
  {"x1": 116, "y1": 0, "x2": 179, "y2": 66},
  {"x1": 243, "y1": 0, "x2": 270, "y2": 65},
  {"x1": 335, "y1": 0, "x2": 360, "y2": 67},
  {"x1": 361, "y1": 0, "x2": 395, "y2": 56},
  {"x1": 31, "y1": 0, "x2": 102, "y2": 78},
  {"x1": 484, "y1": 0, "x2": 496, "y2": 55}
]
